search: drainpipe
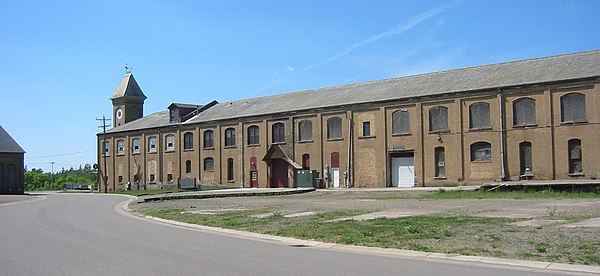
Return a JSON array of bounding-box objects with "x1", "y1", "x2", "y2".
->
[
  {"x1": 347, "y1": 116, "x2": 353, "y2": 188},
  {"x1": 498, "y1": 89, "x2": 508, "y2": 181}
]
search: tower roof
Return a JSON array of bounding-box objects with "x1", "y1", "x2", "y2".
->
[
  {"x1": 110, "y1": 73, "x2": 147, "y2": 100},
  {"x1": 0, "y1": 125, "x2": 25, "y2": 154}
]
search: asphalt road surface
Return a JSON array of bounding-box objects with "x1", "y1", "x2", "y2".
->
[{"x1": 0, "y1": 194, "x2": 583, "y2": 275}]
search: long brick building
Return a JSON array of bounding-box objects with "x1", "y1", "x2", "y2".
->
[{"x1": 97, "y1": 50, "x2": 600, "y2": 192}]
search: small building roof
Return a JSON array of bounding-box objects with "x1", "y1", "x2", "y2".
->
[
  {"x1": 0, "y1": 126, "x2": 25, "y2": 154},
  {"x1": 110, "y1": 73, "x2": 147, "y2": 100},
  {"x1": 106, "y1": 111, "x2": 170, "y2": 134}
]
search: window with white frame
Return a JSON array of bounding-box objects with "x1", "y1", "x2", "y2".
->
[
  {"x1": 148, "y1": 136, "x2": 157, "y2": 153},
  {"x1": 132, "y1": 138, "x2": 140, "y2": 154},
  {"x1": 165, "y1": 135, "x2": 175, "y2": 151},
  {"x1": 116, "y1": 139, "x2": 125, "y2": 155}
]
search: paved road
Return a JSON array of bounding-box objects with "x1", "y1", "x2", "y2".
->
[{"x1": 0, "y1": 194, "x2": 583, "y2": 275}]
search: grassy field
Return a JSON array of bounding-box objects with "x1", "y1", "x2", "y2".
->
[
  {"x1": 142, "y1": 205, "x2": 600, "y2": 265},
  {"x1": 365, "y1": 188, "x2": 600, "y2": 200}
]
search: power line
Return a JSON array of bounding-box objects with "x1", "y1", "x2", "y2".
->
[{"x1": 26, "y1": 150, "x2": 95, "y2": 159}]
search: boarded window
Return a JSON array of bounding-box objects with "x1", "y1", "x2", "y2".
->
[
  {"x1": 568, "y1": 139, "x2": 582, "y2": 174},
  {"x1": 184, "y1": 132, "x2": 194, "y2": 150},
  {"x1": 302, "y1": 154, "x2": 310, "y2": 170},
  {"x1": 513, "y1": 98, "x2": 536, "y2": 126},
  {"x1": 392, "y1": 110, "x2": 410, "y2": 135},
  {"x1": 247, "y1": 125, "x2": 259, "y2": 145},
  {"x1": 203, "y1": 130, "x2": 214, "y2": 148},
  {"x1": 116, "y1": 139, "x2": 125, "y2": 155},
  {"x1": 165, "y1": 135, "x2": 175, "y2": 151},
  {"x1": 7, "y1": 164, "x2": 16, "y2": 190},
  {"x1": 561, "y1": 93, "x2": 586, "y2": 123},
  {"x1": 225, "y1": 128, "x2": 236, "y2": 147},
  {"x1": 298, "y1": 120, "x2": 313, "y2": 141},
  {"x1": 429, "y1": 106, "x2": 448, "y2": 133},
  {"x1": 204, "y1": 157, "x2": 214, "y2": 171},
  {"x1": 272, "y1": 123, "x2": 285, "y2": 143},
  {"x1": 519, "y1": 142, "x2": 533, "y2": 175},
  {"x1": 186, "y1": 160, "x2": 192, "y2": 174},
  {"x1": 362, "y1": 121, "x2": 371, "y2": 137},
  {"x1": 132, "y1": 138, "x2": 140, "y2": 153},
  {"x1": 471, "y1": 142, "x2": 492, "y2": 161},
  {"x1": 435, "y1": 147, "x2": 445, "y2": 178},
  {"x1": 469, "y1": 102, "x2": 490, "y2": 129},
  {"x1": 227, "y1": 158, "x2": 234, "y2": 181},
  {"x1": 327, "y1": 117, "x2": 342, "y2": 139}
]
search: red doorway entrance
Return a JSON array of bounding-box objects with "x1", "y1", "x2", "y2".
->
[{"x1": 271, "y1": 159, "x2": 289, "y2": 188}]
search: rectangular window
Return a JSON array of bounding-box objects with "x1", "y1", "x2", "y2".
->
[
  {"x1": 204, "y1": 130, "x2": 214, "y2": 149},
  {"x1": 165, "y1": 135, "x2": 175, "y2": 151},
  {"x1": 435, "y1": 147, "x2": 445, "y2": 178},
  {"x1": 392, "y1": 110, "x2": 410, "y2": 135},
  {"x1": 184, "y1": 132, "x2": 194, "y2": 150},
  {"x1": 149, "y1": 174, "x2": 156, "y2": 183},
  {"x1": 167, "y1": 174, "x2": 173, "y2": 182},
  {"x1": 227, "y1": 158, "x2": 234, "y2": 182},
  {"x1": 118, "y1": 175, "x2": 123, "y2": 183},
  {"x1": 116, "y1": 140, "x2": 125, "y2": 155},
  {"x1": 362, "y1": 121, "x2": 371, "y2": 137},
  {"x1": 132, "y1": 138, "x2": 140, "y2": 154},
  {"x1": 148, "y1": 137, "x2": 157, "y2": 153},
  {"x1": 103, "y1": 141, "x2": 110, "y2": 156}
]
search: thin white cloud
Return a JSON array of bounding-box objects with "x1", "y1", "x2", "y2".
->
[
  {"x1": 286, "y1": 66, "x2": 295, "y2": 72},
  {"x1": 298, "y1": 0, "x2": 463, "y2": 72}
]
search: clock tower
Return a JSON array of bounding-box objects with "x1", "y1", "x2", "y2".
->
[{"x1": 110, "y1": 73, "x2": 147, "y2": 127}]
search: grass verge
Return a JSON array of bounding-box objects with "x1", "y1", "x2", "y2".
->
[
  {"x1": 366, "y1": 189, "x2": 600, "y2": 200},
  {"x1": 140, "y1": 208, "x2": 600, "y2": 265}
]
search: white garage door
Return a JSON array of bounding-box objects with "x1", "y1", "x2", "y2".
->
[{"x1": 391, "y1": 157, "x2": 414, "y2": 187}]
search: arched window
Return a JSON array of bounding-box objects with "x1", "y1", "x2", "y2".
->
[
  {"x1": 247, "y1": 125, "x2": 259, "y2": 145},
  {"x1": 272, "y1": 123, "x2": 285, "y2": 143},
  {"x1": 147, "y1": 136, "x2": 157, "y2": 153},
  {"x1": 434, "y1": 147, "x2": 445, "y2": 178},
  {"x1": 519, "y1": 142, "x2": 533, "y2": 175},
  {"x1": 392, "y1": 109, "x2": 410, "y2": 135},
  {"x1": 131, "y1": 138, "x2": 140, "y2": 154},
  {"x1": 513, "y1": 98, "x2": 536, "y2": 126},
  {"x1": 165, "y1": 135, "x2": 175, "y2": 151},
  {"x1": 185, "y1": 160, "x2": 192, "y2": 174},
  {"x1": 116, "y1": 139, "x2": 125, "y2": 155},
  {"x1": 429, "y1": 106, "x2": 448, "y2": 133},
  {"x1": 469, "y1": 102, "x2": 490, "y2": 129},
  {"x1": 203, "y1": 157, "x2": 214, "y2": 171},
  {"x1": 203, "y1": 130, "x2": 214, "y2": 149},
  {"x1": 183, "y1": 132, "x2": 194, "y2": 150},
  {"x1": 225, "y1": 128, "x2": 236, "y2": 147},
  {"x1": 471, "y1": 142, "x2": 492, "y2": 161},
  {"x1": 227, "y1": 158, "x2": 234, "y2": 181},
  {"x1": 302, "y1": 154, "x2": 310, "y2": 170},
  {"x1": 568, "y1": 139, "x2": 582, "y2": 174},
  {"x1": 327, "y1": 117, "x2": 342, "y2": 140},
  {"x1": 561, "y1": 93, "x2": 586, "y2": 123},
  {"x1": 298, "y1": 120, "x2": 313, "y2": 142}
]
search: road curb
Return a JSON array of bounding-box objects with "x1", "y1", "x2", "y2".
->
[{"x1": 121, "y1": 198, "x2": 600, "y2": 275}]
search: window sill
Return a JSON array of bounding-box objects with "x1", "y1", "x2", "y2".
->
[
  {"x1": 116, "y1": 153, "x2": 125, "y2": 156},
  {"x1": 391, "y1": 133, "x2": 411, "y2": 137},
  {"x1": 468, "y1": 127, "x2": 492, "y2": 132},
  {"x1": 434, "y1": 177, "x2": 447, "y2": 180},
  {"x1": 471, "y1": 160, "x2": 491, "y2": 163},
  {"x1": 358, "y1": 135, "x2": 376, "y2": 139},
  {"x1": 298, "y1": 140, "x2": 313, "y2": 144},
  {"x1": 183, "y1": 149, "x2": 194, "y2": 152},
  {"x1": 327, "y1": 138, "x2": 344, "y2": 142},
  {"x1": 429, "y1": 130, "x2": 450, "y2": 134},
  {"x1": 227, "y1": 180, "x2": 235, "y2": 183},
  {"x1": 165, "y1": 150, "x2": 175, "y2": 153},
  {"x1": 247, "y1": 144, "x2": 260, "y2": 147},
  {"x1": 204, "y1": 170, "x2": 214, "y2": 172},
  {"x1": 271, "y1": 142, "x2": 286, "y2": 145},
  {"x1": 224, "y1": 146, "x2": 237, "y2": 149},
  {"x1": 512, "y1": 124, "x2": 538, "y2": 128},
  {"x1": 148, "y1": 151, "x2": 157, "y2": 154},
  {"x1": 561, "y1": 121, "x2": 588, "y2": 126},
  {"x1": 203, "y1": 147, "x2": 215, "y2": 150},
  {"x1": 568, "y1": 173, "x2": 585, "y2": 177},
  {"x1": 132, "y1": 152, "x2": 141, "y2": 155}
]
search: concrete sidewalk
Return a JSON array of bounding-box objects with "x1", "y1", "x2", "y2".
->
[{"x1": 141, "y1": 187, "x2": 315, "y2": 202}]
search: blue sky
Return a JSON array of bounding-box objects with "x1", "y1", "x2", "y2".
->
[{"x1": 1, "y1": 0, "x2": 599, "y2": 173}]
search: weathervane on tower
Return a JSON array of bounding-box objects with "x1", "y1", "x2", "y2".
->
[{"x1": 125, "y1": 63, "x2": 132, "y2": 74}]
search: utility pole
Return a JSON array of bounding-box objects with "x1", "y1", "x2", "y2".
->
[
  {"x1": 97, "y1": 116, "x2": 111, "y2": 193},
  {"x1": 50, "y1": 161, "x2": 55, "y2": 190}
]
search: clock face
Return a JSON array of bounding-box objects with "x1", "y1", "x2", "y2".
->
[{"x1": 116, "y1": 108, "x2": 123, "y2": 120}]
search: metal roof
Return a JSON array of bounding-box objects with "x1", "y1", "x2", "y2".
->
[
  {"x1": 185, "y1": 50, "x2": 600, "y2": 123},
  {"x1": 105, "y1": 50, "x2": 600, "y2": 134},
  {"x1": 110, "y1": 73, "x2": 147, "y2": 100},
  {"x1": 0, "y1": 126, "x2": 25, "y2": 153}
]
